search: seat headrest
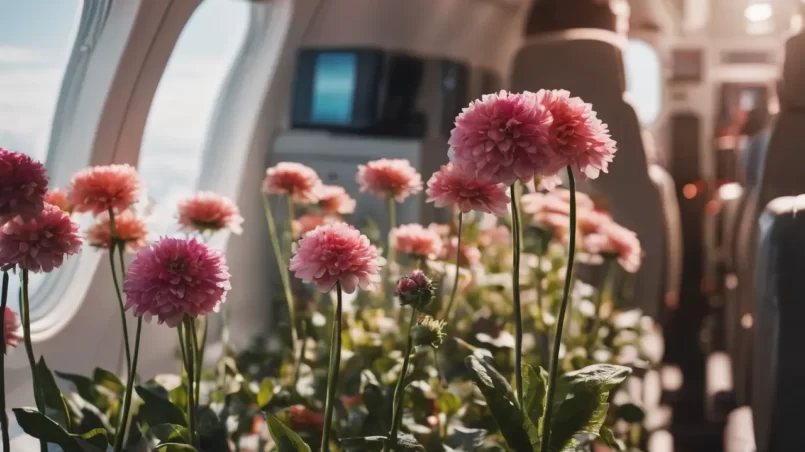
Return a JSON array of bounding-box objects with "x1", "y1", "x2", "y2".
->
[
  {"x1": 781, "y1": 33, "x2": 805, "y2": 110},
  {"x1": 513, "y1": 29, "x2": 626, "y2": 95}
]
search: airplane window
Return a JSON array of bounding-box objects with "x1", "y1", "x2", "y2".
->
[
  {"x1": 0, "y1": 0, "x2": 84, "y2": 312},
  {"x1": 138, "y1": 0, "x2": 250, "y2": 238},
  {"x1": 624, "y1": 39, "x2": 663, "y2": 126}
]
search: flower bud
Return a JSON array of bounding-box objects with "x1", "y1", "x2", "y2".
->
[
  {"x1": 411, "y1": 315, "x2": 446, "y2": 349},
  {"x1": 394, "y1": 270, "x2": 435, "y2": 310}
]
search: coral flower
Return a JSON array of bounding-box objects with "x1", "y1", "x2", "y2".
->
[
  {"x1": 87, "y1": 210, "x2": 149, "y2": 252},
  {"x1": 177, "y1": 191, "x2": 243, "y2": 235},
  {"x1": 441, "y1": 236, "x2": 482, "y2": 268},
  {"x1": 289, "y1": 222, "x2": 384, "y2": 294},
  {"x1": 3, "y1": 307, "x2": 21, "y2": 354},
  {"x1": 123, "y1": 237, "x2": 231, "y2": 327},
  {"x1": 426, "y1": 163, "x2": 511, "y2": 217},
  {"x1": 293, "y1": 214, "x2": 339, "y2": 238},
  {"x1": 577, "y1": 209, "x2": 612, "y2": 235},
  {"x1": 44, "y1": 188, "x2": 72, "y2": 213},
  {"x1": 0, "y1": 204, "x2": 81, "y2": 273},
  {"x1": 356, "y1": 159, "x2": 423, "y2": 202},
  {"x1": 0, "y1": 147, "x2": 49, "y2": 223},
  {"x1": 521, "y1": 192, "x2": 572, "y2": 217},
  {"x1": 448, "y1": 90, "x2": 553, "y2": 185},
  {"x1": 317, "y1": 185, "x2": 356, "y2": 215},
  {"x1": 70, "y1": 164, "x2": 141, "y2": 215},
  {"x1": 263, "y1": 162, "x2": 321, "y2": 204},
  {"x1": 478, "y1": 225, "x2": 511, "y2": 248},
  {"x1": 537, "y1": 89, "x2": 617, "y2": 179},
  {"x1": 392, "y1": 224, "x2": 444, "y2": 259},
  {"x1": 583, "y1": 222, "x2": 642, "y2": 273}
]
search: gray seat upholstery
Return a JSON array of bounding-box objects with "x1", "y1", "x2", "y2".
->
[
  {"x1": 511, "y1": 29, "x2": 666, "y2": 318},
  {"x1": 649, "y1": 165, "x2": 682, "y2": 318},
  {"x1": 751, "y1": 196, "x2": 805, "y2": 452},
  {"x1": 732, "y1": 31, "x2": 805, "y2": 406}
]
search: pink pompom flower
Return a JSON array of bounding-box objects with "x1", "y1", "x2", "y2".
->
[
  {"x1": 289, "y1": 222, "x2": 385, "y2": 294},
  {"x1": 293, "y1": 214, "x2": 340, "y2": 239},
  {"x1": 392, "y1": 223, "x2": 444, "y2": 259},
  {"x1": 448, "y1": 90, "x2": 553, "y2": 185},
  {"x1": 317, "y1": 185, "x2": 356, "y2": 215},
  {"x1": 537, "y1": 89, "x2": 617, "y2": 179},
  {"x1": 426, "y1": 163, "x2": 511, "y2": 217},
  {"x1": 123, "y1": 237, "x2": 231, "y2": 327},
  {"x1": 177, "y1": 191, "x2": 243, "y2": 235},
  {"x1": 356, "y1": 159, "x2": 423, "y2": 203},
  {"x1": 583, "y1": 222, "x2": 642, "y2": 273},
  {"x1": 3, "y1": 307, "x2": 21, "y2": 355},
  {"x1": 0, "y1": 204, "x2": 82, "y2": 273},
  {"x1": 87, "y1": 210, "x2": 149, "y2": 252},
  {"x1": 441, "y1": 236, "x2": 482, "y2": 268},
  {"x1": 0, "y1": 147, "x2": 49, "y2": 224},
  {"x1": 70, "y1": 164, "x2": 141, "y2": 215},
  {"x1": 577, "y1": 209, "x2": 612, "y2": 235},
  {"x1": 44, "y1": 188, "x2": 72, "y2": 213},
  {"x1": 263, "y1": 162, "x2": 322, "y2": 204}
]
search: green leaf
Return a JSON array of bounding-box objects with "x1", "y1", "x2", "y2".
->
[
  {"x1": 436, "y1": 392, "x2": 462, "y2": 417},
  {"x1": 36, "y1": 358, "x2": 72, "y2": 431},
  {"x1": 340, "y1": 434, "x2": 426, "y2": 451},
  {"x1": 559, "y1": 364, "x2": 631, "y2": 395},
  {"x1": 136, "y1": 385, "x2": 187, "y2": 427},
  {"x1": 13, "y1": 407, "x2": 74, "y2": 445},
  {"x1": 615, "y1": 403, "x2": 646, "y2": 424},
  {"x1": 265, "y1": 413, "x2": 311, "y2": 452},
  {"x1": 55, "y1": 372, "x2": 100, "y2": 405},
  {"x1": 444, "y1": 427, "x2": 487, "y2": 450},
  {"x1": 151, "y1": 423, "x2": 191, "y2": 444},
  {"x1": 93, "y1": 368, "x2": 125, "y2": 396},
  {"x1": 77, "y1": 428, "x2": 109, "y2": 451},
  {"x1": 522, "y1": 364, "x2": 549, "y2": 436},
  {"x1": 257, "y1": 378, "x2": 274, "y2": 407},
  {"x1": 549, "y1": 389, "x2": 609, "y2": 451},
  {"x1": 464, "y1": 356, "x2": 534, "y2": 452},
  {"x1": 598, "y1": 426, "x2": 625, "y2": 451},
  {"x1": 155, "y1": 443, "x2": 198, "y2": 451}
]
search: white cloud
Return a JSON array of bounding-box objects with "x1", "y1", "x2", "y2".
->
[{"x1": 0, "y1": 45, "x2": 42, "y2": 64}]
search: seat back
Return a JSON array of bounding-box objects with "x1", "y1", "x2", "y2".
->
[
  {"x1": 649, "y1": 164, "x2": 683, "y2": 318},
  {"x1": 511, "y1": 29, "x2": 665, "y2": 317},
  {"x1": 752, "y1": 196, "x2": 805, "y2": 452}
]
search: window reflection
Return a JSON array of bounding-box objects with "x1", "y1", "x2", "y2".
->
[
  {"x1": 138, "y1": 0, "x2": 250, "y2": 238},
  {"x1": 624, "y1": 39, "x2": 662, "y2": 126}
]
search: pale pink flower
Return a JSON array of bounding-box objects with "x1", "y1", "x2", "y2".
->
[
  {"x1": 124, "y1": 237, "x2": 231, "y2": 327},
  {"x1": 356, "y1": 159, "x2": 423, "y2": 202},
  {"x1": 583, "y1": 222, "x2": 642, "y2": 273},
  {"x1": 289, "y1": 222, "x2": 384, "y2": 294},
  {"x1": 87, "y1": 210, "x2": 149, "y2": 252},
  {"x1": 577, "y1": 209, "x2": 612, "y2": 235},
  {"x1": 0, "y1": 204, "x2": 81, "y2": 273},
  {"x1": 70, "y1": 164, "x2": 141, "y2": 215},
  {"x1": 177, "y1": 191, "x2": 243, "y2": 235},
  {"x1": 552, "y1": 188, "x2": 595, "y2": 211},
  {"x1": 427, "y1": 223, "x2": 451, "y2": 237},
  {"x1": 316, "y1": 185, "x2": 356, "y2": 215},
  {"x1": 533, "y1": 212, "x2": 572, "y2": 243},
  {"x1": 263, "y1": 162, "x2": 321, "y2": 203},
  {"x1": 3, "y1": 307, "x2": 21, "y2": 355},
  {"x1": 426, "y1": 163, "x2": 510, "y2": 216},
  {"x1": 521, "y1": 192, "x2": 572, "y2": 217},
  {"x1": 44, "y1": 189, "x2": 72, "y2": 213},
  {"x1": 441, "y1": 236, "x2": 481, "y2": 268},
  {"x1": 392, "y1": 224, "x2": 444, "y2": 258},
  {"x1": 293, "y1": 214, "x2": 339, "y2": 238},
  {"x1": 0, "y1": 148, "x2": 49, "y2": 223},
  {"x1": 448, "y1": 90, "x2": 553, "y2": 185},
  {"x1": 478, "y1": 225, "x2": 511, "y2": 248},
  {"x1": 537, "y1": 89, "x2": 617, "y2": 179}
]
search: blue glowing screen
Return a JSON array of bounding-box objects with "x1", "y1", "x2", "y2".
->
[{"x1": 311, "y1": 52, "x2": 357, "y2": 125}]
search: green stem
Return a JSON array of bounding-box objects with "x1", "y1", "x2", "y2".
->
[
  {"x1": 585, "y1": 257, "x2": 617, "y2": 355},
  {"x1": 20, "y1": 270, "x2": 46, "y2": 452},
  {"x1": 321, "y1": 283, "x2": 343, "y2": 452},
  {"x1": 386, "y1": 308, "x2": 417, "y2": 452},
  {"x1": 0, "y1": 272, "x2": 10, "y2": 452},
  {"x1": 286, "y1": 195, "x2": 296, "y2": 248},
  {"x1": 292, "y1": 321, "x2": 308, "y2": 387},
  {"x1": 388, "y1": 197, "x2": 397, "y2": 269},
  {"x1": 195, "y1": 317, "x2": 207, "y2": 406},
  {"x1": 184, "y1": 317, "x2": 199, "y2": 448},
  {"x1": 113, "y1": 318, "x2": 142, "y2": 452},
  {"x1": 108, "y1": 208, "x2": 132, "y2": 378},
  {"x1": 442, "y1": 214, "x2": 463, "y2": 323},
  {"x1": 261, "y1": 194, "x2": 299, "y2": 370},
  {"x1": 510, "y1": 184, "x2": 524, "y2": 408},
  {"x1": 541, "y1": 167, "x2": 578, "y2": 452}
]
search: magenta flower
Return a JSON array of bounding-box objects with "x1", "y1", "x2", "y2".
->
[
  {"x1": 3, "y1": 307, "x2": 21, "y2": 355},
  {"x1": 356, "y1": 159, "x2": 423, "y2": 202},
  {"x1": 392, "y1": 223, "x2": 444, "y2": 259},
  {"x1": 537, "y1": 89, "x2": 617, "y2": 179},
  {"x1": 0, "y1": 204, "x2": 81, "y2": 273},
  {"x1": 0, "y1": 148, "x2": 49, "y2": 224},
  {"x1": 123, "y1": 237, "x2": 231, "y2": 327},
  {"x1": 394, "y1": 270, "x2": 435, "y2": 309},
  {"x1": 70, "y1": 164, "x2": 141, "y2": 216},
  {"x1": 448, "y1": 90, "x2": 553, "y2": 185},
  {"x1": 426, "y1": 163, "x2": 510, "y2": 217},
  {"x1": 583, "y1": 222, "x2": 642, "y2": 273},
  {"x1": 263, "y1": 162, "x2": 322, "y2": 204},
  {"x1": 289, "y1": 222, "x2": 384, "y2": 294}
]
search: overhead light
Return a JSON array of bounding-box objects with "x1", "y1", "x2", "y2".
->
[{"x1": 745, "y1": 3, "x2": 773, "y2": 23}]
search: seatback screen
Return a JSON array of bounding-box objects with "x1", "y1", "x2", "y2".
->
[{"x1": 311, "y1": 52, "x2": 357, "y2": 125}]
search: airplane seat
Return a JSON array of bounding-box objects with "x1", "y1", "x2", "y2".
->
[
  {"x1": 746, "y1": 197, "x2": 805, "y2": 452},
  {"x1": 511, "y1": 29, "x2": 666, "y2": 319},
  {"x1": 731, "y1": 30, "x2": 805, "y2": 407}
]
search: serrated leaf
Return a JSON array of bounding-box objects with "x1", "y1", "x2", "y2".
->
[
  {"x1": 598, "y1": 426, "x2": 625, "y2": 451},
  {"x1": 464, "y1": 356, "x2": 533, "y2": 452},
  {"x1": 559, "y1": 364, "x2": 631, "y2": 394},
  {"x1": 36, "y1": 358, "x2": 72, "y2": 431},
  {"x1": 93, "y1": 368, "x2": 125, "y2": 396},
  {"x1": 136, "y1": 385, "x2": 187, "y2": 427},
  {"x1": 340, "y1": 434, "x2": 425, "y2": 451},
  {"x1": 444, "y1": 426, "x2": 487, "y2": 450},
  {"x1": 265, "y1": 413, "x2": 311, "y2": 452},
  {"x1": 436, "y1": 392, "x2": 462, "y2": 417},
  {"x1": 151, "y1": 423, "x2": 191, "y2": 444},
  {"x1": 549, "y1": 389, "x2": 608, "y2": 451},
  {"x1": 523, "y1": 364, "x2": 548, "y2": 443},
  {"x1": 257, "y1": 378, "x2": 274, "y2": 407}
]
